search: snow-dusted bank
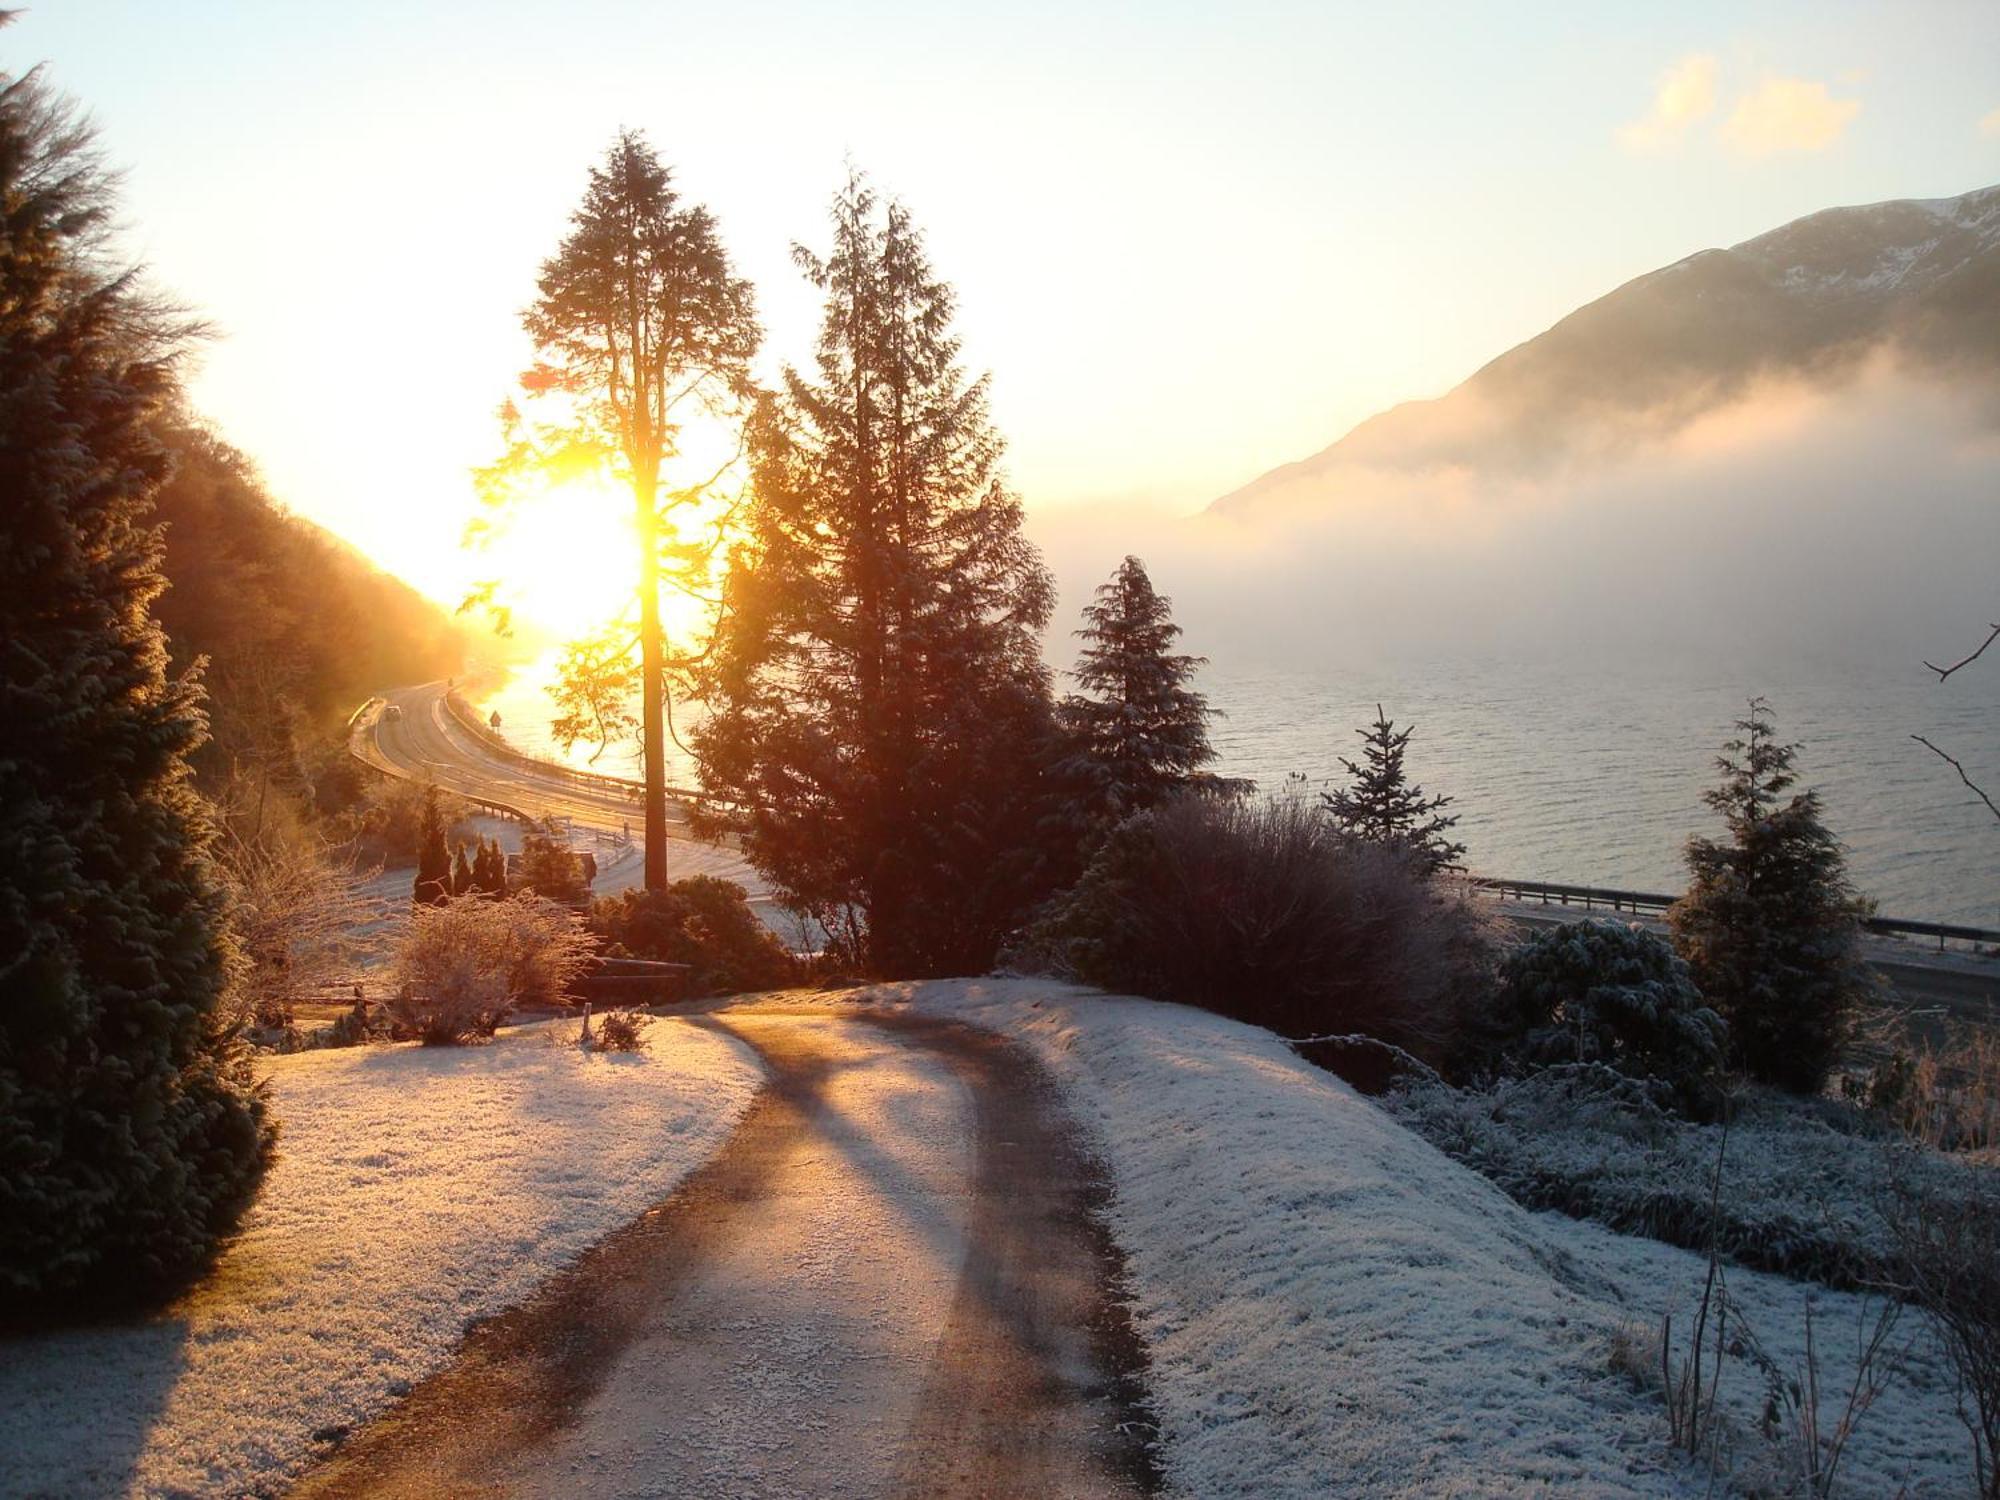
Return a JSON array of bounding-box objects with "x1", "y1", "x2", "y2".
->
[
  {"x1": 0, "y1": 1021, "x2": 763, "y2": 1499},
  {"x1": 887, "y1": 978, "x2": 1975, "y2": 1499}
]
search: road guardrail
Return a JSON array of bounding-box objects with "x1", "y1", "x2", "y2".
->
[{"x1": 1470, "y1": 876, "x2": 1998, "y2": 953}]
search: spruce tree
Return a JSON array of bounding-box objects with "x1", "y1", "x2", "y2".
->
[
  {"x1": 413, "y1": 786, "x2": 450, "y2": 907},
  {"x1": 449, "y1": 843, "x2": 473, "y2": 898},
  {"x1": 1668, "y1": 700, "x2": 1874, "y2": 1093},
  {"x1": 695, "y1": 173, "x2": 1061, "y2": 976},
  {"x1": 1062, "y1": 555, "x2": 1217, "y2": 822},
  {"x1": 0, "y1": 63, "x2": 271, "y2": 1313},
  {"x1": 1320, "y1": 706, "x2": 1466, "y2": 875}
]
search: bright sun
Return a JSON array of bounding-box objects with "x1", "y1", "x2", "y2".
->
[
  {"x1": 478, "y1": 476, "x2": 641, "y2": 640},
  {"x1": 471, "y1": 412, "x2": 747, "y2": 647}
]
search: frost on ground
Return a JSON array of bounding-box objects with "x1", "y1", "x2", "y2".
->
[
  {"x1": 878, "y1": 978, "x2": 1976, "y2": 1499},
  {"x1": 0, "y1": 1020, "x2": 763, "y2": 1500},
  {"x1": 1383, "y1": 1068, "x2": 1996, "y2": 1290}
]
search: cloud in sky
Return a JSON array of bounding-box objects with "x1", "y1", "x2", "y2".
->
[
  {"x1": 1719, "y1": 75, "x2": 1861, "y2": 156},
  {"x1": 1617, "y1": 54, "x2": 1719, "y2": 152},
  {"x1": 1981, "y1": 106, "x2": 2000, "y2": 137}
]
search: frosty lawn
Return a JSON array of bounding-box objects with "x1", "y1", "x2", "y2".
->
[
  {"x1": 0, "y1": 1020, "x2": 763, "y2": 1499},
  {"x1": 885, "y1": 978, "x2": 1978, "y2": 1499},
  {"x1": 3, "y1": 983, "x2": 1980, "y2": 1498}
]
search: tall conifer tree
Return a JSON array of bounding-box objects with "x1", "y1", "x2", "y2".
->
[
  {"x1": 0, "y1": 60, "x2": 271, "y2": 1312},
  {"x1": 472, "y1": 836, "x2": 507, "y2": 897},
  {"x1": 695, "y1": 174, "x2": 1060, "y2": 975},
  {"x1": 1062, "y1": 555, "x2": 1216, "y2": 821},
  {"x1": 483, "y1": 131, "x2": 758, "y2": 891},
  {"x1": 1669, "y1": 700, "x2": 1874, "y2": 1092}
]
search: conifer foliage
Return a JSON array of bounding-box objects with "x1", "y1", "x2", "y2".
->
[
  {"x1": 412, "y1": 785, "x2": 451, "y2": 907},
  {"x1": 695, "y1": 174, "x2": 1060, "y2": 976},
  {"x1": 1062, "y1": 555, "x2": 1217, "y2": 822},
  {"x1": 470, "y1": 836, "x2": 508, "y2": 897},
  {"x1": 1321, "y1": 707, "x2": 1466, "y2": 874},
  {"x1": 0, "y1": 64, "x2": 272, "y2": 1313},
  {"x1": 485, "y1": 130, "x2": 758, "y2": 892},
  {"x1": 1668, "y1": 700, "x2": 1874, "y2": 1093}
]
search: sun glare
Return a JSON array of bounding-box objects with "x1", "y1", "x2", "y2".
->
[
  {"x1": 479, "y1": 476, "x2": 640, "y2": 640},
  {"x1": 474, "y1": 412, "x2": 748, "y2": 645}
]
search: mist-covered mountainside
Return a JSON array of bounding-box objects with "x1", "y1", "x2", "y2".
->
[{"x1": 1210, "y1": 183, "x2": 2000, "y2": 516}]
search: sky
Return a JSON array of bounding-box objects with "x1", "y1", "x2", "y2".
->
[{"x1": 11, "y1": 1, "x2": 2000, "y2": 619}]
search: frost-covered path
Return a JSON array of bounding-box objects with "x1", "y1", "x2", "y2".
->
[{"x1": 293, "y1": 1008, "x2": 1154, "y2": 1499}]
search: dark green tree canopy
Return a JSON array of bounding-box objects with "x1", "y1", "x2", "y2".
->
[
  {"x1": 1062, "y1": 555, "x2": 1216, "y2": 821},
  {"x1": 695, "y1": 173, "x2": 1059, "y2": 975},
  {"x1": 413, "y1": 785, "x2": 451, "y2": 907},
  {"x1": 1668, "y1": 699, "x2": 1874, "y2": 1093},
  {"x1": 1320, "y1": 706, "x2": 1466, "y2": 875},
  {"x1": 0, "y1": 61, "x2": 271, "y2": 1314}
]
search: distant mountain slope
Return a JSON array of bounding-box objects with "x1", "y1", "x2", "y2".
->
[
  {"x1": 1210, "y1": 184, "x2": 2000, "y2": 516},
  {"x1": 150, "y1": 420, "x2": 465, "y2": 749}
]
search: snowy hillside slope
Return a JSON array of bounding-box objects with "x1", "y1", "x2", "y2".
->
[
  {"x1": 0, "y1": 1021, "x2": 764, "y2": 1499},
  {"x1": 891, "y1": 979, "x2": 1975, "y2": 1498}
]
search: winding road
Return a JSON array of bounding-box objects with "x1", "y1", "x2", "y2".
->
[{"x1": 353, "y1": 679, "x2": 767, "y2": 894}]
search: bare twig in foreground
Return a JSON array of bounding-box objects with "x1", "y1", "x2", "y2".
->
[
  {"x1": 1912, "y1": 735, "x2": 2000, "y2": 824},
  {"x1": 1925, "y1": 624, "x2": 2000, "y2": 682}
]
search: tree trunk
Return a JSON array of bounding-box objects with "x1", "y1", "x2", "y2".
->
[{"x1": 636, "y1": 474, "x2": 669, "y2": 892}]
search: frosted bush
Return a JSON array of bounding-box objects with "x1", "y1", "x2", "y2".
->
[
  {"x1": 1019, "y1": 793, "x2": 1502, "y2": 1070},
  {"x1": 591, "y1": 1009, "x2": 653, "y2": 1053},
  {"x1": 1494, "y1": 919, "x2": 1727, "y2": 1117},
  {"x1": 390, "y1": 894, "x2": 597, "y2": 1045}
]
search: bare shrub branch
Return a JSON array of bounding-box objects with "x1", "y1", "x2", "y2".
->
[{"x1": 1911, "y1": 735, "x2": 2000, "y2": 823}]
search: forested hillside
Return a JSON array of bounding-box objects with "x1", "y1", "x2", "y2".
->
[{"x1": 149, "y1": 419, "x2": 464, "y2": 768}]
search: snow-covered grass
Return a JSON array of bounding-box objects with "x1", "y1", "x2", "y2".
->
[
  {"x1": 0, "y1": 1020, "x2": 763, "y2": 1499},
  {"x1": 874, "y1": 978, "x2": 1978, "y2": 1498}
]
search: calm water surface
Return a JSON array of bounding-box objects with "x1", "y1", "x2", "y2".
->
[{"x1": 479, "y1": 653, "x2": 2000, "y2": 926}]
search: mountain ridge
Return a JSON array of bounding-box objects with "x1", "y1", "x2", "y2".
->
[{"x1": 1209, "y1": 183, "x2": 2000, "y2": 518}]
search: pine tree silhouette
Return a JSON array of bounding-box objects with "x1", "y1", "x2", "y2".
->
[
  {"x1": 413, "y1": 786, "x2": 451, "y2": 906},
  {"x1": 695, "y1": 174, "x2": 1060, "y2": 976},
  {"x1": 1321, "y1": 706, "x2": 1466, "y2": 874},
  {"x1": 1063, "y1": 555, "x2": 1217, "y2": 821}
]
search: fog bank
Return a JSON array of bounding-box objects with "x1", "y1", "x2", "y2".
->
[{"x1": 1028, "y1": 360, "x2": 2000, "y2": 679}]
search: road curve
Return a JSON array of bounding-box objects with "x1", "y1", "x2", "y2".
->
[
  {"x1": 288, "y1": 1005, "x2": 1158, "y2": 1500},
  {"x1": 355, "y1": 679, "x2": 767, "y2": 894}
]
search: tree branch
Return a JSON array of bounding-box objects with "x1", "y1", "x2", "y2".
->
[
  {"x1": 1923, "y1": 623, "x2": 2000, "y2": 682},
  {"x1": 1912, "y1": 735, "x2": 2000, "y2": 823}
]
